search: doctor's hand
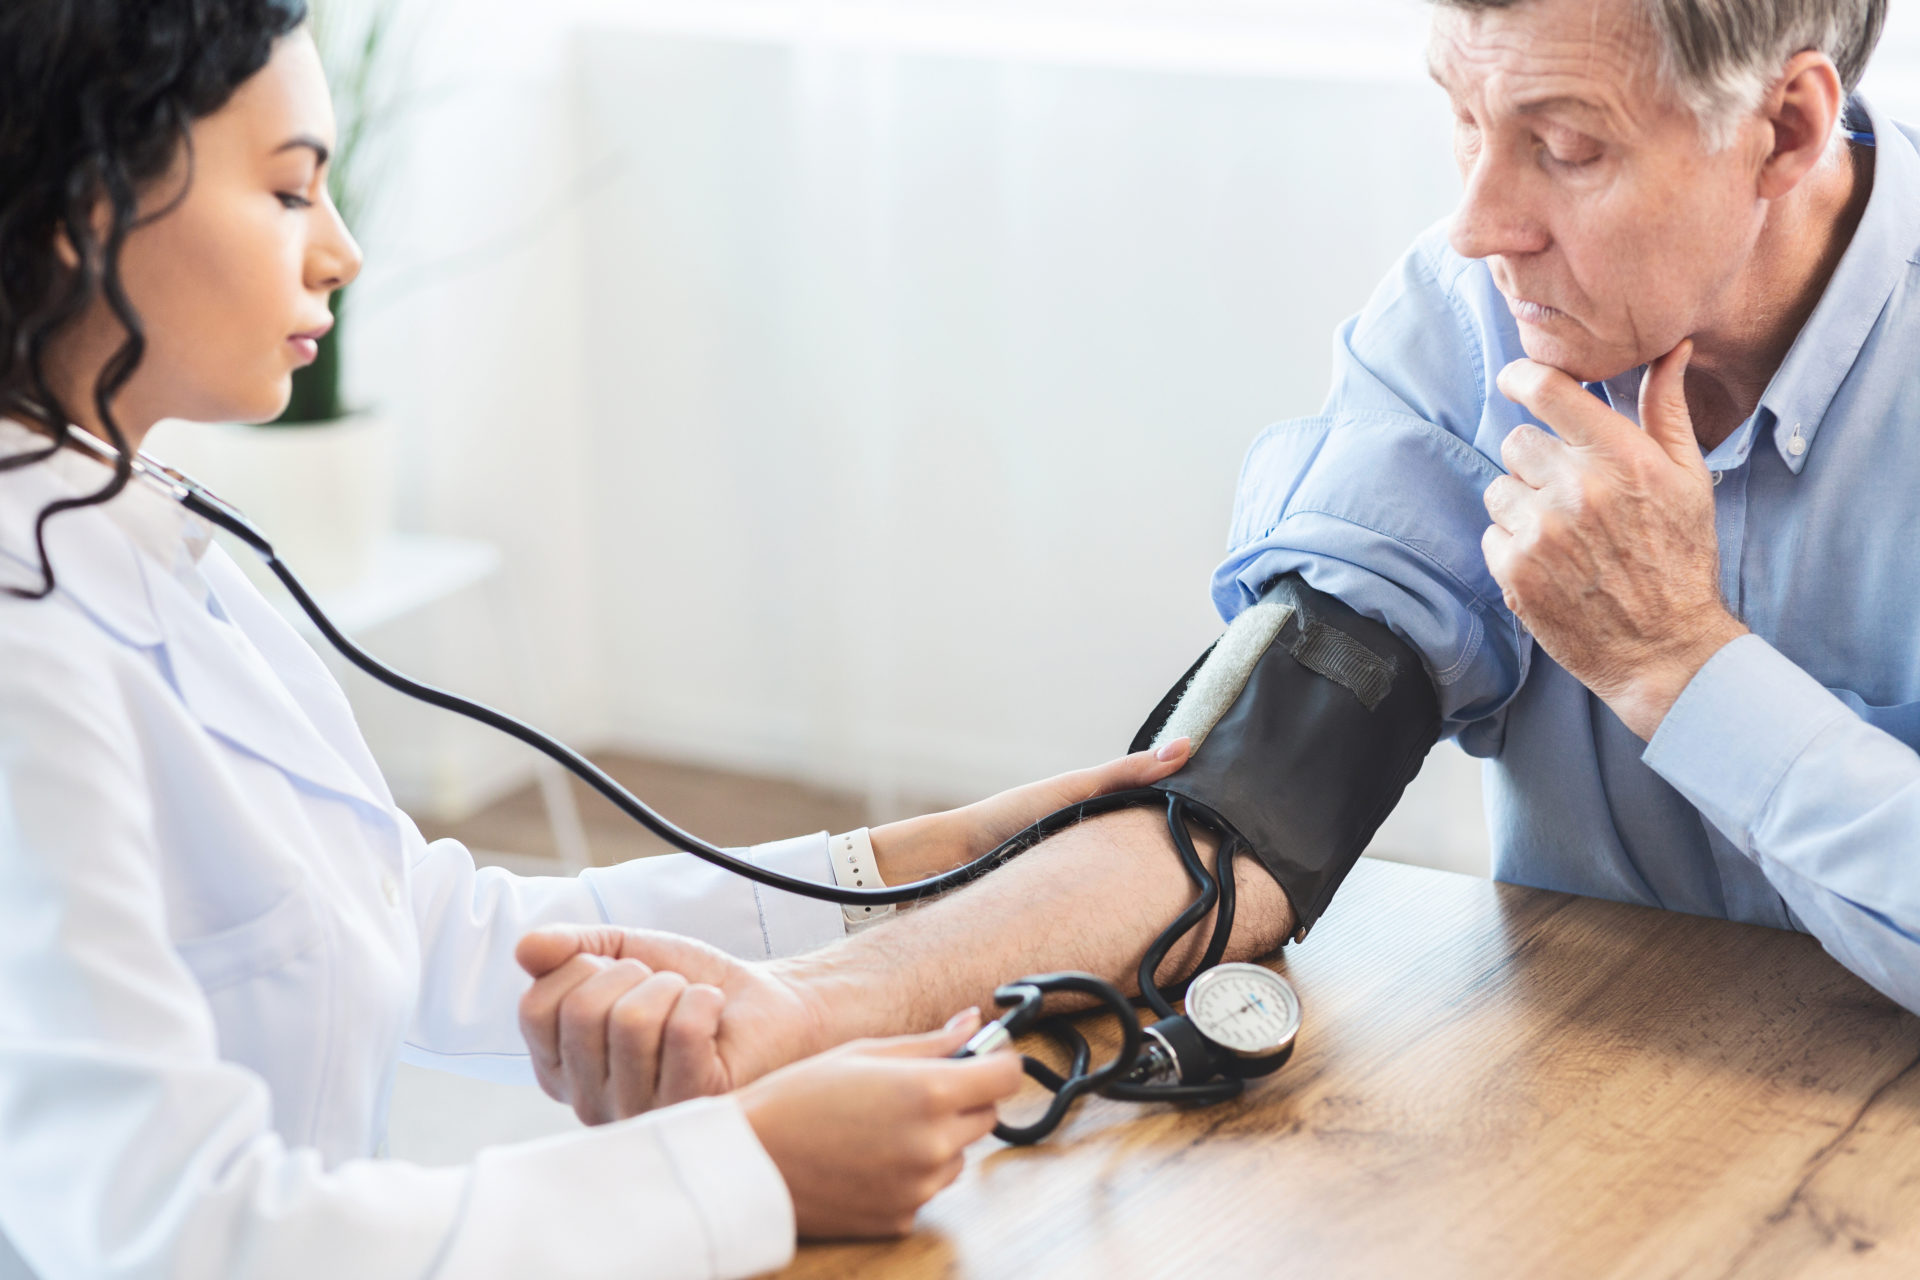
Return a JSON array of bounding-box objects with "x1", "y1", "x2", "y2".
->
[
  {"x1": 518, "y1": 926, "x2": 829, "y2": 1120},
  {"x1": 1483, "y1": 341, "x2": 1747, "y2": 740},
  {"x1": 738, "y1": 1016, "x2": 1023, "y2": 1238},
  {"x1": 868, "y1": 739, "x2": 1192, "y2": 885}
]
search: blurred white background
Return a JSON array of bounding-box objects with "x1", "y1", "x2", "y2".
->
[{"x1": 326, "y1": 0, "x2": 1920, "y2": 878}]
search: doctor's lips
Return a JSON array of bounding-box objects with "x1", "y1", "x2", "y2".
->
[{"x1": 289, "y1": 317, "x2": 334, "y2": 365}]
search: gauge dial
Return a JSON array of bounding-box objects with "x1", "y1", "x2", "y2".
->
[{"x1": 1184, "y1": 963, "x2": 1301, "y2": 1058}]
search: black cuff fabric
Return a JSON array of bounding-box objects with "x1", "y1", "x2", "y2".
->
[{"x1": 1130, "y1": 575, "x2": 1441, "y2": 938}]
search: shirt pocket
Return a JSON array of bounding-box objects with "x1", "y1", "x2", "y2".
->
[{"x1": 172, "y1": 886, "x2": 325, "y2": 993}]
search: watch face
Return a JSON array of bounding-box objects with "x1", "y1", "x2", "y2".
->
[{"x1": 1184, "y1": 963, "x2": 1302, "y2": 1057}]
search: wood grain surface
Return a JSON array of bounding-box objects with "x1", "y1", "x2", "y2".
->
[{"x1": 777, "y1": 858, "x2": 1920, "y2": 1280}]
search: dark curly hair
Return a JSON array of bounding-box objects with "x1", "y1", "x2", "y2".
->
[{"x1": 0, "y1": 0, "x2": 309, "y2": 599}]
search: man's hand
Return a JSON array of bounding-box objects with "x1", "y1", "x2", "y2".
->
[
  {"x1": 519, "y1": 805, "x2": 1294, "y2": 1122},
  {"x1": 1482, "y1": 340, "x2": 1748, "y2": 739},
  {"x1": 515, "y1": 927, "x2": 826, "y2": 1123}
]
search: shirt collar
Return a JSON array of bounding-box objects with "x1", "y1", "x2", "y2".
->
[
  {"x1": 1596, "y1": 95, "x2": 1920, "y2": 478},
  {"x1": 1755, "y1": 93, "x2": 1920, "y2": 475}
]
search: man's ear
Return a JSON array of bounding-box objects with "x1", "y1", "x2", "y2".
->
[{"x1": 1756, "y1": 50, "x2": 1846, "y2": 200}]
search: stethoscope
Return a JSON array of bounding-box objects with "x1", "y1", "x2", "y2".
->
[{"x1": 64, "y1": 425, "x2": 1303, "y2": 1143}]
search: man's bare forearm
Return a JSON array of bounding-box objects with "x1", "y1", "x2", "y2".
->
[{"x1": 776, "y1": 807, "x2": 1298, "y2": 1046}]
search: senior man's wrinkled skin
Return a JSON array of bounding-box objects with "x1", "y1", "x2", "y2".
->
[{"x1": 517, "y1": 0, "x2": 1878, "y2": 1127}]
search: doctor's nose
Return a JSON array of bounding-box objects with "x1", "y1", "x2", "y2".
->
[{"x1": 308, "y1": 192, "x2": 364, "y2": 294}]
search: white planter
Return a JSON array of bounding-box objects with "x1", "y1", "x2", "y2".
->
[{"x1": 144, "y1": 414, "x2": 395, "y2": 595}]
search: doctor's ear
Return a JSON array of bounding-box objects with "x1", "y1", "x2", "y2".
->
[{"x1": 53, "y1": 224, "x2": 81, "y2": 271}]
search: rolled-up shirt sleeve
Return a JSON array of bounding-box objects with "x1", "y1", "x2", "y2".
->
[
  {"x1": 1643, "y1": 633, "x2": 1920, "y2": 1013},
  {"x1": 1212, "y1": 226, "x2": 1527, "y2": 749}
]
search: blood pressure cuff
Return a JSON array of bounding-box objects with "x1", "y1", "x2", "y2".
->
[{"x1": 1129, "y1": 575, "x2": 1440, "y2": 939}]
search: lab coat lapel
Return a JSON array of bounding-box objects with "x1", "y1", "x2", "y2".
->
[
  {"x1": 138, "y1": 545, "x2": 393, "y2": 819},
  {"x1": 198, "y1": 545, "x2": 399, "y2": 814}
]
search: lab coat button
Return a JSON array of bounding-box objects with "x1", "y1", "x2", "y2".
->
[{"x1": 380, "y1": 873, "x2": 400, "y2": 908}]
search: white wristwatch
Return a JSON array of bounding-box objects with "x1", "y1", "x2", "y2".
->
[{"x1": 828, "y1": 828, "x2": 895, "y2": 931}]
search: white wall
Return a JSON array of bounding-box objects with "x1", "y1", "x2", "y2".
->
[{"x1": 571, "y1": 15, "x2": 1459, "y2": 812}]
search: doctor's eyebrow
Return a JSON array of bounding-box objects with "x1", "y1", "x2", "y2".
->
[{"x1": 273, "y1": 136, "x2": 331, "y2": 167}]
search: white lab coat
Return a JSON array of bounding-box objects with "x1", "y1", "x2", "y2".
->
[{"x1": 0, "y1": 422, "x2": 849, "y2": 1280}]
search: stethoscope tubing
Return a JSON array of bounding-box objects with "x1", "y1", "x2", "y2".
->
[{"x1": 67, "y1": 429, "x2": 1148, "y2": 909}]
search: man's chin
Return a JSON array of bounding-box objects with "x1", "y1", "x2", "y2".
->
[{"x1": 1514, "y1": 327, "x2": 1638, "y2": 385}]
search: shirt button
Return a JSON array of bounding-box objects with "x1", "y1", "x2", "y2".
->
[
  {"x1": 1711, "y1": 470, "x2": 1725, "y2": 486},
  {"x1": 1788, "y1": 435, "x2": 1808, "y2": 457},
  {"x1": 380, "y1": 872, "x2": 401, "y2": 909}
]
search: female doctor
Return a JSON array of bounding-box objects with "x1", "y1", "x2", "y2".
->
[{"x1": 0, "y1": 3, "x2": 1191, "y2": 1277}]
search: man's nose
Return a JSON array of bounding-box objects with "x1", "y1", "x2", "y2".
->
[{"x1": 1448, "y1": 151, "x2": 1548, "y2": 262}]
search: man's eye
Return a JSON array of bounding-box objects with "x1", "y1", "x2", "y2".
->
[
  {"x1": 277, "y1": 192, "x2": 314, "y2": 210},
  {"x1": 1538, "y1": 132, "x2": 1602, "y2": 170}
]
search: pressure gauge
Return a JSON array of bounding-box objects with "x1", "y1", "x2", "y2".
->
[{"x1": 1184, "y1": 963, "x2": 1302, "y2": 1058}]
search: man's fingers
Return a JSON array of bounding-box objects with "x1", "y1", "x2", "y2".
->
[
  {"x1": 653, "y1": 983, "x2": 728, "y2": 1106},
  {"x1": 516, "y1": 924, "x2": 635, "y2": 980},
  {"x1": 1481, "y1": 522, "x2": 1524, "y2": 614},
  {"x1": 1638, "y1": 339, "x2": 1704, "y2": 469},
  {"x1": 1482, "y1": 473, "x2": 1537, "y2": 534},
  {"x1": 606, "y1": 970, "x2": 691, "y2": 1116},
  {"x1": 1498, "y1": 422, "x2": 1574, "y2": 488},
  {"x1": 602, "y1": 930, "x2": 737, "y2": 985},
  {"x1": 557, "y1": 959, "x2": 653, "y2": 1124},
  {"x1": 1496, "y1": 359, "x2": 1629, "y2": 450},
  {"x1": 520, "y1": 953, "x2": 625, "y2": 1075}
]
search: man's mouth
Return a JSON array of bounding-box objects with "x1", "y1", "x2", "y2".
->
[{"x1": 1505, "y1": 295, "x2": 1565, "y2": 326}]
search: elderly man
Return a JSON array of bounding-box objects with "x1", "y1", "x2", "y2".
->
[{"x1": 518, "y1": 0, "x2": 1920, "y2": 1119}]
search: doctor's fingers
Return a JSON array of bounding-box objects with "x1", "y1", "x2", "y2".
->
[
  {"x1": 556, "y1": 959, "x2": 657, "y2": 1124},
  {"x1": 856, "y1": 1052, "x2": 1026, "y2": 1127}
]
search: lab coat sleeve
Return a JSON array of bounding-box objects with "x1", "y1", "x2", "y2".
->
[
  {"x1": 403, "y1": 827, "x2": 846, "y2": 1082},
  {"x1": 0, "y1": 632, "x2": 795, "y2": 1280},
  {"x1": 1642, "y1": 634, "x2": 1920, "y2": 1014}
]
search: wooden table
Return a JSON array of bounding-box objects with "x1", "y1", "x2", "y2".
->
[{"x1": 779, "y1": 858, "x2": 1920, "y2": 1280}]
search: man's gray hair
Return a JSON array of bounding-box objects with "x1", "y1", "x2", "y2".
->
[{"x1": 1435, "y1": 0, "x2": 1888, "y2": 149}]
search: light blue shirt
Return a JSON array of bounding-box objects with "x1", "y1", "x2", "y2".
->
[{"x1": 1215, "y1": 95, "x2": 1920, "y2": 1014}]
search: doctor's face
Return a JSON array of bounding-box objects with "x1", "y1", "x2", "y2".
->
[
  {"x1": 1430, "y1": 0, "x2": 1772, "y2": 382},
  {"x1": 84, "y1": 30, "x2": 362, "y2": 431}
]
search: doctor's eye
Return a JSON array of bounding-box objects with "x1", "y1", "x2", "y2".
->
[{"x1": 276, "y1": 192, "x2": 314, "y2": 210}]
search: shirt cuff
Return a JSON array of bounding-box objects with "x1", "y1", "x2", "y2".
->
[
  {"x1": 1641, "y1": 633, "x2": 1852, "y2": 853},
  {"x1": 434, "y1": 1096, "x2": 794, "y2": 1280}
]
